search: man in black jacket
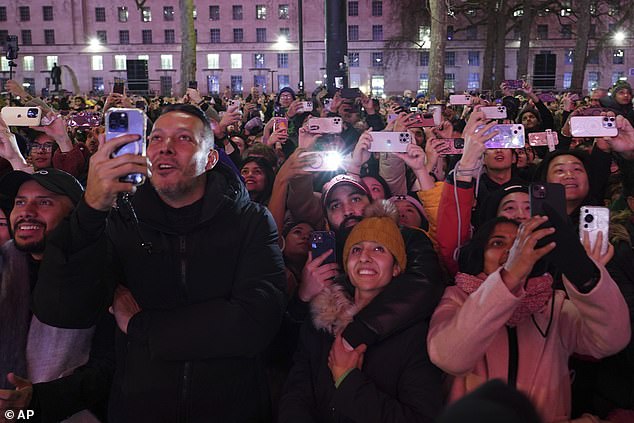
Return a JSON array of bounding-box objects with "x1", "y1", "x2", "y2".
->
[{"x1": 33, "y1": 105, "x2": 287, "y2": 422}]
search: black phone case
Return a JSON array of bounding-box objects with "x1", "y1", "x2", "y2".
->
[{"x1": 309, "y1": 231, "x2": 336, "y2": 264}]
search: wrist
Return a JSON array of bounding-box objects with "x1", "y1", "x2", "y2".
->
[{"x1": 55, "y1": 136, "x2": 74, "y2": 152}]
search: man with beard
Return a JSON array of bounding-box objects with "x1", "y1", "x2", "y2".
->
[
  {"x1": 0, "y1": 169, "x2": 113, "y2": 422},
  {"x1": 33, "y1": 104, "x2": 286, "y2": 422},
  {"x1": 297, "y1": 173, "x2": 444, "y2": 349}
]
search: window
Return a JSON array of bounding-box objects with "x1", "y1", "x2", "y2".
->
[
  {"x1": 142, "y1": 30, "x2": 152, "y2": 44},
  {"x1": 371, "y1": 75, "x2": 384, "y2": 97},
  {"x1": 164, "y1": 6, "x2": 174, "y2": 21},
  {"x1": 43, "y1": 6, "x2": 53, "y2": 21},
  {"x1": 612, "y1": 71, "x2": 625, "y2": 85},
  {"x1": 372, "y1": 25, "x2": 383, "y2": 41},
  {"x1": 0, "y1": 58, "x2": 8, "y2": 72},
  {"x1": 445, "y1": 51, "x2": 456, "y2": 67},
  {"x1": 350, "y1": 74, "x2": 361, "y2": 88},
  {"x1": 21, "y1": 30, "x2": 32, "y2": 46},
  {"x1": 92, "y1": 77, "x2": 104, "y2": 95},
  {"x1": 45, "y1": 56, "x2": 57, "y2": 71},
  {"x1": 209, "y1": 5, "x2": 220, "y2": 20},
  {"x1": 587, "y1": 50, "x2": 599, "y2": 65},
  {"x1": 233, "y1": 5, "x2": 243, "y2": 20},
  {"x1": 563, "y1": 72, "x2": 572, "y2": 89},
  {"x1": 560, "y1": 1, "x2": 572, "y2": 16},
  {"x1": 118, "y1": 7, "x2": 128, "y2": 22},
  {"x1": 141, "y1": 7, "x2": 151, "y2": 22},
  {"x1": 608, "y1": 3, "x2": 619, "y2": 16},
  {"x1": 372, "y1": 52, "x2": 383, "y2": 67},
  {"x1": 588, "y1": 71, "x2": 600, "y2": 91},
  {"x1": 372, "y1": 1, "x2": 382, "y2": 16},
  {"x1": 231, "y1": 53, "x2": 242, "y2": 69},
  {"x1": 160, "y1": 76, "x2": 172, "y2": 96},
  {"x1": 613, "y1": 49, "x2": 624, "y2": 65},
  {"x1": 280, "y1": 28, "x2": 290, "y2": 38},
  {"x1": 468, "y1": 51, "x2": 480, "y2": 66},
  {"x1": 91, "y1": 55, "x2": 103, "y2": 71},
  {"x1": 160, "y1": 54, "x2": 173, "y2": 70},
  {"x1": 119, "y1": 30, "x2": 130, "y2": 45},
  {"x1": 277, "y1": 53, "x2": 289, "y2": 68},
  {"x1": 0, "y1": 7, "x2": 6, "y2": 21},
  {"x1": 256, "y1": 28, "x2": 267, "y2": 43},
  {"x1": 348, "y1": 25, "x2": 359, "y2": 42},
  {"x1": 447, "y1": 25, "x2": 454, "y2": 40},
  {"x1": 466, "y1": 25, "x2": 477, "y2": 39},
  {"x1": 562, "y1": 49, "x2": 573, "y2": 65},
  {"x1": 279, "y1": 4, "x2": 289, "y2": 19},
  {"x1": 207, "y1": 54, "x2": 219, "y2": 69},
  {"x1": 114, "y1": 55, "x2": 127, "y2": 70},
  {"x1": 19, "y1": 6, "x2": 30, "y2": 21},
  {"x1": 444, "y1": 73, "x2": 456, "y2": 90},
  {"x1": 256, "y1": 5, "x2": 267, "y2": 19},
  {"x1": 210, "y1": 29, "x2": 221, "y2": 43},
  {"x1": 278, "y1": 75, "x2": 290, "y2": 89},
  {"x1": 95, "y1": 7, "x2": 106, "y2": 22},
  {"x1": 561, "y1": 24, "x2": 572, "y2": 39},
  {"x1": 419, "y1": 51, "x2": 429, "y2": 66},
  {"x1": 23, "y1": 56, "x2": 34, "y2": 71},
  {"x1": 192, "y1": 7, "x2": 197, "y2": 20},
  {"x1": 254, "y1": 53, "x2": 266, "y2": 68},
  {"x1": 348, "y1": 52, "x2": 359, "y2": 67},
  {"x1": 165, "y1": 29, "x2": 175, "y2": 44},
  {"x1": 137, "y1": 55, "x2": 149, "y2": 61},
  {"x1": 468, "y1": 73, "x2": 480, "y2": 90},
  {"x1": 536, "y1": 25, "x2": 548, "y2": 40},
  {"x1": 254, "y1": 75, "x2": 267, "y2": 91},
  {"x1": 231, "y1": 75, "x2": 243, "y2": 94},
  {"x1": 23, "y1": 78, "x2": 35, "y2": 96},
  {"x1": 208, "y1": 75, "x2": 220, "y2": 94},
  {"x1": 419, "y1": 73, "x2": 429, "y2": 92},
  {"x1": 348, "y1": 1, "x2": 358, "y2": 16},
  {"x1": 44, "y1": 30, "x2": 55, "y2": 45},
  {"x1": 97, "y1": 30, "x2": 107, "y2": 44},
  {"x1": 233, "y1": 28, "x2": 243, "y2": 43}
]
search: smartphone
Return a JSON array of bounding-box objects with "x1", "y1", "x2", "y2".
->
[
  {"x1": 1, "y1": 107, "x2": 42, "y2": 126},
  {"x1": 528, "y1": 130, "x2": 559, "y2": 147},
  {"x1": 340, "y1": 87, "x2": 362, "y2": 99},
  {"x1": 409, "y1": 106, "x2": 419, "y2": 112},
  {"x1": 188, "y1": 80, "x2": 198, "y2": 89},
  {"x1": 449, "y1": 94, "x2": 471, "y2": 105},
  {"x1": 427, "y1": 105, "x2": 443, "y2": 125},
  {"x1": 409, "y1": 112, "x2": 436, "y2": 128},
  {"x1": 66, "y1": 111, "x2": 102, "y2": 127},
  {"x1": 368, "y1": 131, "x2": 412, "y2": 153},
  {"x1": 504, "y1": 80, "x2": 524, "y2": 90},
  {"x1": 105, "y1": 108, "x2": 147, "y2": 185},
  {"x1": 579, "y1": 206, "x2": 609, "y2": 255},
  {"x1": 309, "y1": 231, "x2": 336, "y2": 264},
  {"x1": 438, "y1": 138, "x2": 464, "y2": 155},
  {"x1": 387, "y1": 113, "x2": 399, "y2": 123},
  {"x1": 299, "y1": 151, "x2": 343, "y2": 172},
  {"x1": 529, "y1": 182, "x2": 566, "y2": 219},
  {"x1": 113, "y1": 79, "x2": 125, "y2": 95},
  {"x1": 323, "y1": 98, "x2": 333, "y2": 112},
  {"x1": 307, "y1": 117, "x2": 342, "y2": 134},
  {"x1": 477, "y1": 124, "x2": 525, "y2": 149},
  {"x1": 228, "y1": 99, "x2": 241, "y2": 109},
  {"x1": 298, "y1": 101, "x2": 313, "y2": 112},
  {"x1": 569, "y1": 116, "x2": 618, "y2": 137},
  {"x1": 273, "y1": 117, "x2": 288, "y2": 134},
  {"x1": 481, "y1": 105, "x2": 507, "y2": 120}
]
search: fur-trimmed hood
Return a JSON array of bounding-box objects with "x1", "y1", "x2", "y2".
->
[{"x1": 310, "y1": 284, "x2": 358, "y2": 336}]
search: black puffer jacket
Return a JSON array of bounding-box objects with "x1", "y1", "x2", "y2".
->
[{"x1": 34, "y1": 165, "x2": 287, "y2": 423}]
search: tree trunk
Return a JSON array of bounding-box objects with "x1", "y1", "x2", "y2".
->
[
  {"x1": 429, "y1": 0, "x2": 447, "y2": 100},
  {"x1": 571, "y1": 0, "x2": 591, "y2": 93},
  {"x1": 494, "y1": 1, "x2": 508, "y2": 92},
  {"x1": 179, "y1": 0, "x2": 196, "y2": 96},
  {"x1": 482, "y1": 0, "x2": 498, "y2": 92},
  {"x1": 516, "y1": 0, "x2": 533, "y2": 79}
]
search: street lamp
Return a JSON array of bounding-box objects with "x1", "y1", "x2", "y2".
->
[{"x1": 614, "y1": 31, "x2": 626, "y2": 42}]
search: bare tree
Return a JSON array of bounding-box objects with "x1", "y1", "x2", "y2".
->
[
  {"x1": 570, "y1": 0, "x2": 591, "y2": 92},
  {"x1": 179, "y1": 0, "x2": 196, "y2": 96},
  {"x1": 429, "y1": 0, "x2": 447, "y2": 99},
  {"x1": 482, "y1": 0, "x2": 498, "y2": 91},
  {"x1": 516, "y1": 0, "x2": 535, "y2": 79}
]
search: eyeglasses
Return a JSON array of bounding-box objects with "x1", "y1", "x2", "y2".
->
[{"x1": 28, "y1": 142, "x2": 56, "y2": 152}]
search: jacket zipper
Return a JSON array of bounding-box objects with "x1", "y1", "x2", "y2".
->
[
  {"x1": 177, "y1": 236, "x2": 191, "y2": 422},
  {"x1": 506, "y1": 326, "x2": 519, "y2": 389}
]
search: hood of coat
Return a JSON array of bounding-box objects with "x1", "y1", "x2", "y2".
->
[{"x1": 310, "y1": 283, "x2": 358, "y2": 336}]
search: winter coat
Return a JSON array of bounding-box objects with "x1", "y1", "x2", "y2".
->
[
  {"x1": 427, "y1": 264, "x2": 631, "y2": 423},
  {"x1": 279, "y1": 286, "x2": 443, "y2": 423},
  {"x1": 33, "y1": 164, "x2": 287, "y2": 423}
]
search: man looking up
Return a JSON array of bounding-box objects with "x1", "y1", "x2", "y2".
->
[{"x1": 33, "y1": 104, "x2": 287, "y2": 422}]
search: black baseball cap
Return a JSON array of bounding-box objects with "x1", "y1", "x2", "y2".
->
[{"x1": 0, "y1": 168, "x2": 84, "y2": 213}]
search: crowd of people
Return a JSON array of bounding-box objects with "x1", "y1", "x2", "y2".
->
[{"x1": 0, "y1": 75, "x2": 634, "y2": 423}]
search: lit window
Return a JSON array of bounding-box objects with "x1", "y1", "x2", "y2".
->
[
  {"x1": 163, "y1": 6, "x2": 174, "y2": 21},
  {"x1": 279, "y1": 4, "x2": 289, "y2": 19},
  {"x1": 563, "y1": 72, "x2": 572, "y2": 89},
  {"x1": 254, "y1": 53, "x2": 266, "y2": 68},
  {"x1": 372, "y1": 52, "x2": 383, "y2": 67},
  {"x1": 468, "y1": 73, "x2": 480, "y2": 90},
  {"x1": 468, "y1": 51, "x2": 480, "y2": 66},
  {"x1": 0, "y1": 58, "x2": 9, "y2": 72},
  {"x1": 92, "y1": 55, "x2": 103, "y2": 71},
  {"x1": 161, "y1": 55, "x2": 173, "y2": 70},
  {"x1": 138, "y1": 55, "x2": 149, "y2": 61},
  {"x1": 231, "y1": 53, "x2": 242, "y2": 69},
  {"x1": 114, "y1": 55, "x2": 127, "y2": 70},
  {"x1": 207, "y1": 54, "x2": 220, "y2": 69},
  {"x1": 141, "y1": 7, "x2": 151, "y2": 22},
  {"x1": 118, "y1": 7, "x2": 128, "y2": 22},
  {"x1": 348, "y1": 52, "x2": 359, "y2": 68},
  {"x1": 23, "y1": 56, "x2": 34, "y2": 71},
  {"x1": 256, "y1": 5, "x2": 267, "y2": 19},
  {"x1": 46, "y1": 56, "x2": 58, "y2": 70}
]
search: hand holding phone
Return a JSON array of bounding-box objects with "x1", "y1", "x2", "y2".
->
[
  {"x1": 1, "y1": 107, "x2": 43, "y2": 126},
  {"x1": 310, "y1": 231, "x2": 336, "y2": 264},
  {"x1": 105, "y1": 108, "x2": 147, "y2": 185}
]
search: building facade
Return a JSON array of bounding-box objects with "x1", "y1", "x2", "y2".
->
[{"x1": 0, "y1": 0, "x2": 632, "y2": 97}]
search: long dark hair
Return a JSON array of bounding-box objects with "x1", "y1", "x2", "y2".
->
[
  {"x1": 240, "y1": 156, "x2": 275, "y2": 205},
  {"x1": 458, "y1": 217, "x2": 519, "y2": 276}
]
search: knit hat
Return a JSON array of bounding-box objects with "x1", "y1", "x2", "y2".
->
[
  {"x1": 388, "y1": 194, "x2": 429, "y2": 231},
  {"x1": 516, "y1": 106, "x2": 541, "y2": 125},
  {"x1": 611, "y1": 79, "x2": 632, "y2": 96},
  {"x1": 321, "y1": 173, "x2": 370, "y2": 211},
  {"x1": 343, "y1": 200, "x2": 406, "y2": 273}
]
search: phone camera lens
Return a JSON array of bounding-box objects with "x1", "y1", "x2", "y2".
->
[
  {"x1": 584, "y1": 214, "x2": 594, "y2": 224},
  {"x1": 27, "y1": 108, "x2": 39, "y2": 118},
  {"x1": 584, "y1": 223, "x2": 589, "y2": 228}
]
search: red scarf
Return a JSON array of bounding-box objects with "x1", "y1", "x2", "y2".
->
[{"x1": 455, "y1": 272, "x2": 554, "y2": 327}]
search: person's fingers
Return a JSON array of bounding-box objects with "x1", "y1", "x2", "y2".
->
[{"x1": 533, "y1": 241, "x2": 557, "y2": 258}]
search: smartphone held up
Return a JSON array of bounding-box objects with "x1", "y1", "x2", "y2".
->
[{"x1": 105, "y1": 108, "x2": 147, "y2": 185}]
